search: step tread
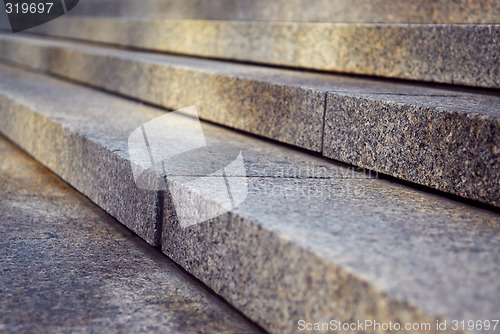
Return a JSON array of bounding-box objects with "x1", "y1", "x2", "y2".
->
[
  {"x1": 25, "y1": 16, "x2": 500, "y2": 88},
  {"x1": 1, "y1": 33, "x2": 498, "y2": 207},
  {"x1": 1, "y1": 63, "x2": 499, "y2": 334}
]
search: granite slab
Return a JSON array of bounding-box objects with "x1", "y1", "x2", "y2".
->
[
  {"x1": 0, "y1": 61, "x2": 364, "y2": 238},
  {"x1": 28, "y1": 16, "x2": 500, "y2": 88},
  {"x1": 153, "y1": 112, "x2": 500, "y2": 333},
  {"x1": 0, "y1": 33, "x2": 498, "y2": 206},
  {"x1": 0, "y1": 137, "x2": 264, "y2": 334},
  {"x1": 118, "y1": 105, "x2": 500, "y2": 333}
]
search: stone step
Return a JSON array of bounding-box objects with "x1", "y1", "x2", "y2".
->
[
  {"x1": 64, "y1": 0, "x2": 500, "y2": 24},
  {"x1": 1, "y1": 64, "x2": 499, "y2": 334},
  {"x1": 0, "y1": 136, "x2": 264, "y2": 334},
  {"x1": 1, "y1": 33, "x2": 498, "y2": 207},
  {"x1": 20, "y1": 16, "x2": 500, "y2": 88}
]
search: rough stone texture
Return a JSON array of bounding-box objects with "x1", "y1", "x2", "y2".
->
[
  {"x1": 325, "y1": 91, "x2": 500, "y2": 207},
  {"x1": 0, "y1": 64, "x2": 164, "y2": 245},
  {"x1": 0, "y1": 140, "x2": 135, "y2": 242},
  {"x1": 0, "y1": 33, "x2": 498, "y2": 206},
  {"x1": 29, "y1": 17, "x2": 500, "y2": 88},
  {"x1": 65, "y1": 0, "x2": 500, "y2": 24},
  {"x1": 0, "y1": 137, "x2": 264, "y2": 334},
  {"x1": 0, "y1": 64, "x2": 499, "y2": 334},
  {"x1": 0, "y1": 33, "x2": 326, "y2": 152},
  {"x1": 161, "y1": 164, "x2": 500, "y2": 334},
  {"x1": 153, "y1": 109, "x2": 500, "y2": 333}
]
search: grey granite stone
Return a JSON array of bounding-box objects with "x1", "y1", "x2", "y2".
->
[
  {"x1": 0, "y1": 65, "x2": 164, "y2": 245},
  {"x1": 0, "y1": 33, "x2": 326, "y2": 152},
  {"x1": 0, "y1": 33, "x2": 498, "y2": 206},
  {"x1": 324, "y1": 91, "x2": 500, "y2": 207},
  {"x1": 0, "y1": 63, "x2": 499, "y2": 333},
  {"x1": 30, "y1": 17, "x2": 500, "y2": 88},
  {"x1": 65, "y1": 0, "x2": 500, "y2": 24},
  {"x1": 0, "y1": 140, "x2": 135, "y2": 241},
  {"x1": 100, "y1": 78, "x2": 500, "y2": 333},
  {"x1": 161, "y1": 171, "x2": 500, "y2": 333},
  {"x1": 0, "y1": 137, "x2": 264, "y2": 334},
  {"x1": 0, "y1": 61, "x2": 365, "y2": 235}
]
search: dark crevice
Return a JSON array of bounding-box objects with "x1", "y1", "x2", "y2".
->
[{"x1": 154, "y1": 189, "x2": 165, "y2": 248}]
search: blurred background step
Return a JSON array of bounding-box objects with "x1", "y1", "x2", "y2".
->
[
  {"x1": 14, "y1": 16, "x2": 500, "y2": 88},
  {"x1": 53, "y1": 0, "x2": 500, "y2": 24},
  {"x1": 0, "y1": 33, "x2": 498, "y2": 207},
  {"x1": 1, "y1": 64, "x2": 499, "y2": 334}
]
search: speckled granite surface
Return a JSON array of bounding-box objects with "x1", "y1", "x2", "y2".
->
[
  {"x1": 162, "y1": 177, "x2": 500, "y2": 333},
  {"x1": 0, "y1": 33, "x2": 498, "y2": 206},
  {"x1": 0, "y1": 33, "x2": 326, "y2": 152},
  {"x1": 0, "y1": 137, "x2": 263, "y2": 334},
  {"x1": 0, "y1": 64, "x2": 164, "y2": 245},
  {"x1": 29, "y1": 17, "x2": 500, "y2": 88},
  {"x1": 324, "y1": 90, "x2": 500, "y2": 207},
  {"x1": 160, "y1": 116, "x2": 500, "y2": 333},
  {"x1": 0, "y1": 64, "x2": 499, "y2": 334}
]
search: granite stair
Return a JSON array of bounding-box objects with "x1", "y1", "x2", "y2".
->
[
  {"x1": 20, "y1": 17, "x2": 500, "y2": 89},
  {"x1": 1, "y1": 1, "x2": 499, "y2": 333},
  {"x1": 0, "y1": 64, "x2": 499, "y2": 334},
  {"x1": 50, "y1": 0, "x2": 500, "y2": 24},
  {"x1": 0, "y1": 33, "x2": 498, "y2": 207}
]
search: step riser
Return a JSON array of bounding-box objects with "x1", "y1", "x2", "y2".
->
[
  {"x1": 0, "y1": 86, "x2": 162, "y2": 245},
  {"x1": 30, "y1": 17, "x2": 500, "y2": 89},
  {"x1": 324, "y1": 94, "x2": 500, "y2": 207},
  {"x1": 0, "y1": 36, "x2": 326, "y2": 152},
  {"x1": 1, "y1": 34, "x2": 498, "y2": 207},
  {"x1": 161, "y1": 207, "x2": 431, "y2": 334}
]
